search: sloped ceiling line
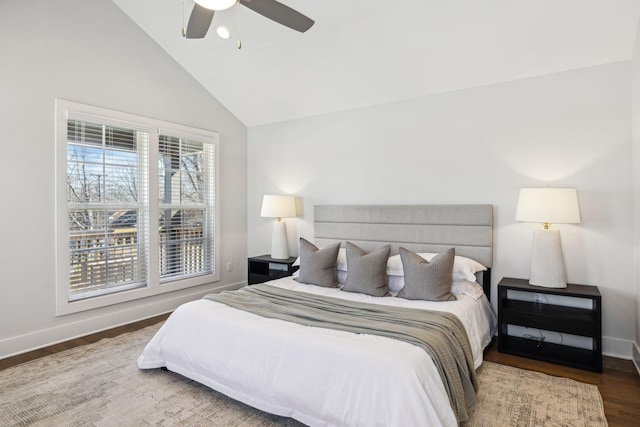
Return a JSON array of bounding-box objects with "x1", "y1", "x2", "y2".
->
[{"x1": 113, "y1": 0, "x2": 640, "y2": 127}]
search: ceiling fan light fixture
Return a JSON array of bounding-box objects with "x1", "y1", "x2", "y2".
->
[
  {"x1": 194, "y1": 0, "x2": 236, "y2": 11},
  {"x1": 216, "y1": 26, "x2": 231, "y2": 39},
  {"x1": 185, "y1": 0, "x2": 314, "y2": 39}
]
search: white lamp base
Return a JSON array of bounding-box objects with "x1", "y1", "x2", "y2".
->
[
  {"x1": 270, "y1": 220, "x2": 289, "y2": 259},
  {"x1": 529, "y1": 229, "x2": 567, "y2": 288}
]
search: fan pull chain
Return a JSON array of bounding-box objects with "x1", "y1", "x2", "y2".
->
[
  {"x1": 181, "y1": 0, "x2": 186, "y2": 37},
  {"x1": 237, "y1": 3, "x2": 242, "y2": 49}
]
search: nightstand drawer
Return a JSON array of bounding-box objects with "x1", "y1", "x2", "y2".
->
[
  {"x1": 497, "y1": 277, "x2": 602, "y2": 372},
  {"x1": 500, "y1": 300, "x2": 598, "y2": 336},
  {"x1": 248, "y1": 255, "x2": 298, "y2": 285},
  {"x1": 498, "y1": 335, "x2": 601, "y2": 372}
]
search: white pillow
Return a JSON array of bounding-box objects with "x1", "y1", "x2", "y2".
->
[
  {"x1": 387, "y1": 275, "x2": 405, "y2": 295},
  {"x1": 296, "y1": 247, "x2": 485, "y2": 286},
  {"x1": 336, "y1": 248, "x2": 347, "y2": 271},
  {"x1": 293, "y1": 247, "x2": 347, "y2": 270},
  {"x1": 337, "y1": 269, "x2": 347, "y2": 284},
  {"x1": 386, "y1": 252, "x2": 486, "y2": 282}
]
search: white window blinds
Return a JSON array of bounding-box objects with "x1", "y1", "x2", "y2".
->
[
  {"x1": 158, "y1": 135, "x2": 215, "y2": 281},
  {"x1": 56, "y1": 100, "x2": 220, "y2": 315},
  {"x1": 66, "y1": 119, "x2": 149, "y2": 300}
]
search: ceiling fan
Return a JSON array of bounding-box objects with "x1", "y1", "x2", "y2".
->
[{"x1": 184, "y1": 0, "x2": 315, "y2": 39}]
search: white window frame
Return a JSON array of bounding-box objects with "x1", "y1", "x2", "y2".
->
[{"x1": 55, "y1": 99, "x2": 220, "y2": 316}]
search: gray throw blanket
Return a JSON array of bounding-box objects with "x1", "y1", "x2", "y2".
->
[{"x1": 204, "y1": 284, "x2": 477, "y2": 422}]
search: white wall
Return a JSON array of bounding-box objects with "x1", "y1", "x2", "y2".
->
[
  {"x1": 632, "y1": 18, "x2": 640, "y2": 371},
  {"x1": 248, "y1": 62, "x2": 635, "y2": 358},
  {"x1": 0, "y1": 0, "x2": 247, "y2": 358}
]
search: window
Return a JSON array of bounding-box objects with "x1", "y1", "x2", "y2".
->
[
  {"x1": 158, "y1": 135, "x2": 215, "y2": 281},
  {"x1": 66, "y1": 120, "x2": 149, "y2": 300},
  {"x1": 56, "y1": 100, "x2": 219, "y2": 315}
]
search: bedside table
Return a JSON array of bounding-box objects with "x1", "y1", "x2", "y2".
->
[
  {"x1": 497, "y1": 277, "x2": 602, "y2": 372},
  {"x1": 248, "y1": 255, "x2": 298, "y2": 285}
]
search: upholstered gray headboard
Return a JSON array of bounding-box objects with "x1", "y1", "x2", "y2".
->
[{"x1": 313, "y1": 204, "x2": 494, "y2": 298}]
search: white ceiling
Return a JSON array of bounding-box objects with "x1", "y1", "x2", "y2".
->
[{"x1": 113, "y1": 0, "x2": 640, "y2": 127}]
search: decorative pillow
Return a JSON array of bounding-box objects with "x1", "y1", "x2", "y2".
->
[
  {"x1": 387, "y1": 276, "x2": 484, "y2": 299},
  {"x1": 294, "y1": 238, "x2": 341, "y2": 287},
  {"x1": 386, "y1": 252, "x2": 486, "y2": 282},
  {"x1": 342, "y1": 242, "x2": 390, "y2": 297},
  {"x1": 397, "y1": 247, "x2": 456, "y2": 301},
  {"x1": 293, "y1": 247, "x2": 347, "y2": 269}
]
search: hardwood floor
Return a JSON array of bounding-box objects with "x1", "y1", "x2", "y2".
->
[
  {"x1": 2, "y1": 317, "x2": 639, "y2": 426},
  {"x1": 0, "y1": 313, "x2": 170, "y2": 371}
]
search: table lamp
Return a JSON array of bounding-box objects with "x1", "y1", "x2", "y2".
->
[
  {"x1": 261, "y1": 195, "x2": 296, "y2": 259},
  {"x1": 515, "y1": 188, "x2": 581, "y2": 288}
]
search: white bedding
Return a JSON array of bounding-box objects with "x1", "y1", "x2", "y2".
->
[{"x1": 138, "y1": 277, "x2": 496, "y2": 427}]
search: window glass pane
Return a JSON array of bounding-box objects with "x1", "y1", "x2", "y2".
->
[
  {"x1": 58, "y1": 102, "x2": 218, "y2": 314},
  {"x1": 181, "y1": 159, "x2": 204, "y2": 203},
  {"x1": 159, "y1": 208, "x2": 207, "y2": 279},
  {"x1": 159, "y1": 136, "x2": 206, "y2": 204},
  {"x1": 68, "y1": 144, "x2": 103, "y2": 164},
  {"x1": 159, "y1": 135, "x2": 179, "y2": 203},
  {"x1": 104, "y1": 164, "x2": 138, "y2": 203},
  {"x1": 158, "y1": 134, "x2": 214, "y2": 282},
  {"x1": 180, "y1": 140, "x2": 205, "y2": 203},
  {"x1": 66, "y1": 118, "x2": 147, "y2": 300},
  {"x1": 69, "y1": 209, "x2": 108, "y2": 231},
  {"x1": 67, "y1": 145, "x2": 104, "y2": 204},
  {"x1": 68, "y1": 208, "x2": 143, "y2": 297},
  {"x1": 67, "y1": 121, "x2": 103, "y2": 147},
  {"x1": 105, "y1": 126, "x2": 136, "y2": 152}
]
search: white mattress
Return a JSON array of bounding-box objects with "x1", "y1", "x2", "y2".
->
[{"x1": 138, "y1": 277, "x2": 496, "y2": 427}]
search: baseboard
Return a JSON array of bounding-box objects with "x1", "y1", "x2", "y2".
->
[
  {"x1": 633, "y1": 342, "x2": 640, "y2": 376},
  {"x1": 0, "y1": 281, "x2": 245, "y2": 360},
  {"x1": 602, "y1": 336, "x2": 634, "y2": 360}
]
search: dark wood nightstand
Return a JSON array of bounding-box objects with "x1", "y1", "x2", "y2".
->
[
  {"x1": 248, "y1": 255, "x2": 298, "y2": 285},
  {"x1": 497, "y1": 277, "x2": 602, "y2": 372}
]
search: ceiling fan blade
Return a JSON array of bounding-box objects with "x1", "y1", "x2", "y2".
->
[
  {"x1": 185, "y1": 4, "x2": 215, "y2": 39},
  {"x1": 239, "y1": 0, "x2": 314, "y2": 33}
]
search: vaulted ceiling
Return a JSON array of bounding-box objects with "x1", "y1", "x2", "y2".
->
[{"x1": 113, "y1": 0, "x2": 640, "y2": 127}]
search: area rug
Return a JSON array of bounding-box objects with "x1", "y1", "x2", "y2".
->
[
  {"x1": 464, "y1": 362, "x2": 607, "y2": 427},
  {"x1": 0, "y1": 323, "x2": 607, "y2": 427}
]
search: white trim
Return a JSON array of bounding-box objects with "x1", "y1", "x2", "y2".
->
[
  {"x1": 54, "y1": 99, "x2": 221, "y2": 316},
  {"x1": 65, "y1": 110, "x2": 151, "y2": 132},
  {"x1": 602, "y1": 335, "x2": 634, "y2": 359},
  {"x1": 0, "y1": 281, "x2": 245, "y2": 360},
  {"x1": 632, "y1": 342, "x2": 640, "y2": 376}
]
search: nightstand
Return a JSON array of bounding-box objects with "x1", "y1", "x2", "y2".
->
[
  {"x1": 497, "y1": 277, "x2": 602, "y2": 372},
  {"x1": 248, "y1": 255, "x2": 298, "y2": 285}
]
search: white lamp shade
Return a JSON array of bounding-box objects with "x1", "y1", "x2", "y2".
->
[
  {"x1": 195, "y1": 0, "x2": 236, "y2": 11},
  {"x1": 261, "y1": 195, "x2": 296, "y2": 219},
  {"x1": 515, "y1": 188, "x2": 580, "y2": 225}
]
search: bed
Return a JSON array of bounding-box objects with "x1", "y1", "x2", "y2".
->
[{"x1": 138, "y1": 204, "x2": 497, "y2": 427}]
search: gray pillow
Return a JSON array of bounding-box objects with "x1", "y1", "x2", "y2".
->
[
  {"x1": 295, "y1": 238, "x2": 341, "y2": 287},
  {"x1": 397, "y1": 247, "x2": 456, "y2": 301},
  {"x1": 342, "y1": 242, "x2": 390, "y2": 297}
]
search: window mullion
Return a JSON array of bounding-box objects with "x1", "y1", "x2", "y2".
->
[
  {"x1": 56, "y1": 99, "x2": 219, "y2": 317},
  {"x1": 148, "y1": 130, "x2": 160, "y2": 288}
]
